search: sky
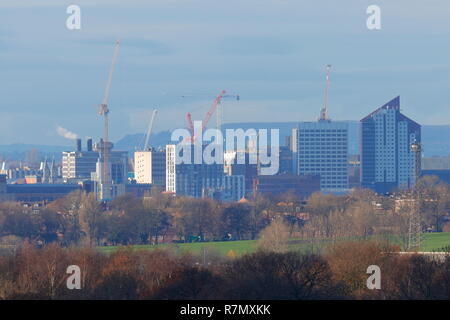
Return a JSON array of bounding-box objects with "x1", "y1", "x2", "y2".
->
[{"x1": 0, "y1": 0, "x2": 449, "y2": 146}]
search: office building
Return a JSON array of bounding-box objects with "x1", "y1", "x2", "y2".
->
[
  {"x1": 7, "y1": 166, "x2": 41, "y2": 182},
  {"x1": 254, "y1": 174, "x2": 320, "y2": 199},
  {"x1": 166, "y1": 144, "x2": 224, "y2": 198},
  {"x1": 361, "y1": 96, "x2": 421, "y2": 193},
  {"x1": 221, "y1": 175, "x2": 245, "y2": 202},
  {"x1": 91, "y1": 139, "x2": 128, "y2": 201},
  {"x1": 295, "y1": 121, "x2": 349, "y2": 193},
  {"x1": 0, "y1": 173, "x2": 83, "y2": 203},
  {"x1": 134, "y1": 148, "x2": 166, "y2": 187},
  {"x1": 125, "y1": 183, "x2": 152, "y2": 198},
  {"x1": 63, "y1": 138, "x2": 128, "y2": 185},
  {"x1": 62, "y1": 138, "x2": 98, "y2": 181},
  {"x1": 279, "y1": 146, "x2": 294, "y2": 175},
  {"x1": 224, "y1": 151, "x2": 258, "y2": 197}
]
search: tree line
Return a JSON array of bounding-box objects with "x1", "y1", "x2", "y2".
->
[
  {"x1": 0, "y1": 175, "x2": 449, "y2": 248},
  {"x1": 0, "y1": 241, "x2": 449, "y2": 300}
]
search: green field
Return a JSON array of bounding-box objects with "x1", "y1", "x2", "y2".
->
[
  {"x1": 99, "y1": 240, "x2": 258, "y2": 256},
  {"x1": 421, "y1": 232, "x2": 450, "y2": 252},
  {"x1": 98, "y1": 232, "x2": 450, "y2": 256}
]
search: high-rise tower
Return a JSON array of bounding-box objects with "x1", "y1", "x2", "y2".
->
[{"x1": 360, "y1": 96, "x2": 421, "y2": 194}]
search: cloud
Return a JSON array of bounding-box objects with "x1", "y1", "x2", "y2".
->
[
  {"x1": 1, "y1": 0, "x2": 450, "y2": 147},
  {"x1": 56, "y1": 126, "x2": 78, "y2": 140}
]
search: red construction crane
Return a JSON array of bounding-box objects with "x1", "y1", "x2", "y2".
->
[
  {"x1": 186, "y1": 112, "x2": 194, "y2": 141},
  {"x1": 185, "y1": 90, "x2": 235, "y2": 143},
  {"x1": 202, "y1": 90, "x2": 226, "y2": 129}
]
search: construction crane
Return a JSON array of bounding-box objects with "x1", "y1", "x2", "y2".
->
[
  {"x1": 186, "y1": 112, "x2": 194, "y2": 141},
  {"x1": 143, "y1": 109, "x2": 158, "y2": 150},
  {"x1": 98, "y1": 40, "x2": 121, "y2": 187},
  {"x1": 203, "y1": 90, "x2": 226, "y2": 130},
  {"x1": 319, "y1": 64, "x2": 332, "y2": 121},
  {"x1": 184, "y1": 90, "x2": 226, "y2": 142},
  {"x1": 184, "y1": 90, "x2": 239, "y2": 142}
]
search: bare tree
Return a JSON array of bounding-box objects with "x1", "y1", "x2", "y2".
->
[
  {"x1": 78, "y1": 193, "x2": 102, "y2": 246},
  {"x1": 257, "y1": 217, "x2": 290, "y2": 253}
]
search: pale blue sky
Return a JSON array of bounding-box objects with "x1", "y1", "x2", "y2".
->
[{"x1": 0, "y1": 0, "x2": 449, "y2": 145}]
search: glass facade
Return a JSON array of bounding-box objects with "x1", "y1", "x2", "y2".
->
[{"x1": 360, "y1": 96, "x2": 421, "y2": 194}]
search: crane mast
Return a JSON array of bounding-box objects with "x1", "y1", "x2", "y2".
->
[
  {"x1": 99, "y1": 40, "x2": 120, "y2": 190},
  {"x1": 319, "y1": 64, "x2": 331, "y2": 121},
  {"x1": 143, "y1": 109, "x2": 158, "y2": 150}
]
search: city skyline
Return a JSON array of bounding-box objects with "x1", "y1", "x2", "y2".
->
[
  {"x1": 0, "y1": 0, "x2": 449, "y2": 145},
  {"x1": 2, "y1": 1, "x2": 450, "y2": 305}
]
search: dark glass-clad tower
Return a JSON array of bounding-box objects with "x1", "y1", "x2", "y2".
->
[{"x1": 360, "y1": 96, "x2": 421, "y2": 194}]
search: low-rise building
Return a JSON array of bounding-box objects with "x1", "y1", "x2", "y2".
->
[
  {"x1": 5, "y1": 183, "x2": 82, "y2": 203},
  {"x1": 166, "y1": 144, "x2": 224, "y2": 198},
  {"x1": 254, "y1": 174, "x2": 320, "y2": 199}
]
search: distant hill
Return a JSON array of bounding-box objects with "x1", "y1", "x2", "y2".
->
[
  {"x1": 114, "y1": 122, "x2": 450, "y2": 157},
  {"x1": 221, "y1": 121, "x2": 360, "y2": 154},
  {"x1": 220, "y1": 122, "x2": 450, "y2": 157},
  {"x1": 0, "y1": 144, "x2": 70, "y2": 162},
  {"x1": 113, "y1": 121, "x2": 360, "y2": 154},
  {"x1": 0, "y1": 122, "x2": 448, "y2": 162},
  {"x1": 0, "y1": 144, "x2": 71, "y2": 153},
  {"x1": 114, "y1": 130, "x2": 172, "y2": 152}
]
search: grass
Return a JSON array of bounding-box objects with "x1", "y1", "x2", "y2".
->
[
  {"x1": 97, "y1": 232, "x2": 450, "y2": 256},
  {"x1": 422, "y1": 232, "x2": 450, "y2": 252},
  {"x1": 98, "y1": 240, "x2": 257, "y2": 256}
]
